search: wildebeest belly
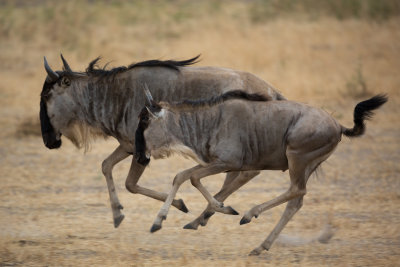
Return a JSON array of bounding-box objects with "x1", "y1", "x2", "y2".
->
[{"x1": 239, "y1": 145, "x2": 289, "y2": 171}]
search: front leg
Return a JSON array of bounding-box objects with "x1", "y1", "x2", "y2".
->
[
  {"x1": 184, "y1": 171, "x2": 260, "y2": 230},
  {"x1": 102, "y1": 145, "x2": 130, "y2": 228},
  {"x1": 190, "y1": 176, "x2": 239, "y2": 216},
  {"x1": 151, "y1": 164, "x2": 227, "y2": 233},
  {"x1": 125, "y1": 159, "x2": 188, "y2": 213}
]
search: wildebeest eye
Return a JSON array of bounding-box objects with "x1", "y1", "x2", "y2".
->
[{"x1": 61, "y1": 77, "x2": 71, "y2": 87}]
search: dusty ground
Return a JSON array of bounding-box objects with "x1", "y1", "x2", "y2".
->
[{"x1": 0, "y1": 1, "x2": 399, "y2": 266}]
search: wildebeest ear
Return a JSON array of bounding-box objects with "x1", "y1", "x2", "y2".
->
[
  {"x1": 61, "y1": 76, "x2": 71, "y2": 87},
  {"x1": 146, "y1": 104, "x2": 164, "y2": 119}
]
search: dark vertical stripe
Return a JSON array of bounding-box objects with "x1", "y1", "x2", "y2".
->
[{"x1": 39, "y1": 99, "x2": 61, "y2": 149}]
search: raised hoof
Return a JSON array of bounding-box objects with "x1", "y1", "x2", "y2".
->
[
  {"x1": 150, "y1": 224, "x2": 162, "y2": 233},
  {"x1": 248, "y1": 248, "x2": 263, "y2": 256},
  {"x1": 240, "y1": 216, "x2": 251, "y2": 225},
  {"x1": 117, "y1": 204, "x2": 124, "y2": 210},
  {"x1": 226, "y1": 206, "x2": 239, "y2": 215},
  {"x1": 317, "y1": 224, "x2": 335, "y2": 244},
  {"x1": 113, "y1": 214, "x2": 125, "y2": 228},
  {"x1": 183, "y1": 223, "x2": 198, "y2": 230},
  {"x1": 178, "y1": 199, "x2": 189, "y2": 213},
  {"x1": 204, "y1": 211, "x2": 215, "y2": 219}
]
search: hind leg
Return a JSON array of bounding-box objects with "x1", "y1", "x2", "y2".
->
[
  {"x1": 245, "y1": 142, "x2": 338, "y2": 255},
  {"x1": 247, "y1": 159, "x2": 313, "y2": 255},
  {"x1": 240, "y1": 183, "x2": 306, "y2": 226},
  {"x1": 184, "y1": 171, "x2": 260, "y2": 230},
  {"x1": 239, "y1": 157, "x2": 307, "y2": 226},
  {"x1": 241, "y1": 162, "x2": 309, "y2": 255},
  {"x1": 249, "y1": 196, "x2": 304, "y2": 256}
]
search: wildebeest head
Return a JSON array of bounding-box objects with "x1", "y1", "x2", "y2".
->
[{"x1": 40, "y1": 55, "x2": 82, "y2": 149}]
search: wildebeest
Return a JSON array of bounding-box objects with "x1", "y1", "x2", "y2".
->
[
  {"x1": 136, "y1": 88, "x2": 387, "y2": 255},
  {"x1": 40, "y1": 55, "x2": 285, "y2": 228}
]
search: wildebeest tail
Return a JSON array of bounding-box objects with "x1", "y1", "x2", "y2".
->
[{"x1": 342, "y1": 94, "x2": 388, "y2": 137}]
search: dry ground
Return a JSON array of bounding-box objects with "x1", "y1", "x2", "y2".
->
[{"x1": 0, "y1": 1, "x2": 399, "y2": 266}]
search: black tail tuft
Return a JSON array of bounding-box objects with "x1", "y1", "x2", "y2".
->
[{"x1": 343, "y1": 94, "x2": 388, "y2": 137}]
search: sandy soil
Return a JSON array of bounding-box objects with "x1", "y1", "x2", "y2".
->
[{"x1": 1, "y1": 112, "x2": 399, "y2": 266}]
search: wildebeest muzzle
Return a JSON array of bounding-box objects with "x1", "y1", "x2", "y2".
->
[{"x1": 40, "y1": 99, "x2": 62, "y2": 149}]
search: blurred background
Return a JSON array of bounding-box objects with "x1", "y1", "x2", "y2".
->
[{"x1": 0, "y1": 0, "x2": 399, "y2": 266}]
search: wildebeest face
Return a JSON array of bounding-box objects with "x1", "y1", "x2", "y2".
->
[
  {"x1": 46, "y1": 79, "x2": 78, "y2": 137},
  {"x1": 135, "y1": 102, "x2": 172, "y2": 165},
  {"x1": 144, "y1": 110, "x2": 167, "y2": 148},
  {"x1": 40, "y1": 56, "x2": 78, "y2": 149}
]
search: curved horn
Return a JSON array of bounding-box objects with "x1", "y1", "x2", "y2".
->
[
  {"x1": 44, "y1": 57, "x2": 59, "y2": 81},
  {"x1": 60, "y1": 53, "x2": 72, "y2": 72},
  {"x1": 142, "y1": 83, "x2": 154, "y2": 105}
]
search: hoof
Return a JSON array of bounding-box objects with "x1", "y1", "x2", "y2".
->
[
  {"x1": 150, "y1": 224, "x2": 162, "y2": 233},
  {"x1": 117, "y1": 204, "x2": 124, "y2": 210},
  {"x1": 114, "y1": 214, "x2": 125, "y2": 228},
  {"x1": 178, "y1": 199, "x2": 189, "y2": 213},
  {"x1": 226, "y1": 206, "x2": 239, "y2": 215},
  {"x1": 204, "y1": 211, "x2": 215, "y2": 219},
  {"x1": 240, "y1": 216, "x2": 251, "y2": 225},
  {"x1": 248, "y1": 248, "x2": 262, "y2": 256},
  {"x1": 183, "y1": 223, "x2": 198, "y2": 230}
]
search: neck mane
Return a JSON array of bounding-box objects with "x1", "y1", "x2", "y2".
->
[
  {"x1": 166, "y1": 90, "x2": 271, "y2": 111},
  {"x1": 85, "y1": 55, "x2": 200, "y2": 80}
]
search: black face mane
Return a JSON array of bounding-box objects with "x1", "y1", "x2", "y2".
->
[
  {"x1": 134, "y1": 102, "x2": 163, "y2": 166},
  {"x1": 40, "y1": 79, "x2": 62, "y2": 149},
  {"x1": 86, "y1": 55, "x2": 200, "y2": 80},
  {"x1": 135, "y1": 108, "x2": 150, "y2": 166},
  {"x1": 41, "y1": 75, "x2": 60, "y2": 101}
]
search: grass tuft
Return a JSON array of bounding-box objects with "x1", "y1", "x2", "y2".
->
[
  {"x1": 16, "y1": 117, "x2": 41, "y2": 137},
  {"x1": 344, "y1": 63, "x2": 372, "y2": 99}
]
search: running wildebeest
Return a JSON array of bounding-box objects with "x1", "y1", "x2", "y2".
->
[
  {"x1": 40, "y1": 55, "x2": 285, "y2": 228},
  {"x1": 136, "y1": 88, "x2": 387, "y2": 255}
]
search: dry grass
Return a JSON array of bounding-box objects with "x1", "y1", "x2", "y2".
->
[{"x1": 0, "y1": 1, "x2": 399, "y2": 266}]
